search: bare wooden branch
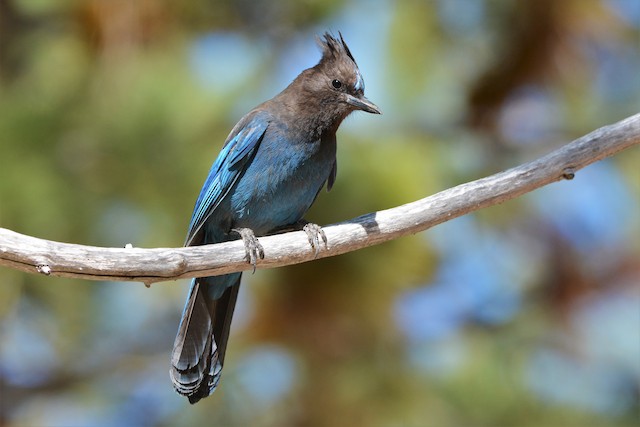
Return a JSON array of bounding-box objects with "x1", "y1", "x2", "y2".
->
[{"x1": 1, "y1": 113, "x2": 639, "y2": 284}]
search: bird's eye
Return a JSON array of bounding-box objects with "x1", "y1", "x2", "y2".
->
[{"x1": 332, "y1": 79, "x2": 342, "y2": 89}]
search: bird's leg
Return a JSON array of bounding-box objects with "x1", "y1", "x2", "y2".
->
[
  {"x1": 231, "y1": 228, "x2": 264, "y2": 273},
  {"x1": 301, "y1": 221, "x2": 328, "y2": 258},
  {"x1": 268, "y1": 220, "x2": 327, "y2": 258},
  {"x1": 281, "y1": 219, "x2": 328, "y2": 258}
]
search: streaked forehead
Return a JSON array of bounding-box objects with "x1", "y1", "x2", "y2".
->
[{"x1": 354, "y1": 67, "x2": 364, "y2": 92}]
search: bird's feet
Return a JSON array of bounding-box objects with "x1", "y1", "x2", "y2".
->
[
  {"x1": 300, "y1": 220, "x2": 328, "y2": 258},
  {"x1": 268, "y1": 220, "x2": 328, "y2": 258},
  {"x1": 232, "y1": 228, "x2": 264, "y2": 273}
]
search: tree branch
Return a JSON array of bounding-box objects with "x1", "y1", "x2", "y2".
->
[{"x1": 1, "y1": 113, "x2": 639, "y2": 285}]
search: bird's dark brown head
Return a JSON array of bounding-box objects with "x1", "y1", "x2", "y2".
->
[
  {"x1": 276, "y1": 32, "x2": 380, "y2": 136},
  {"x1": 310, "y1": 32, "x2": 380, "y2": 116}
]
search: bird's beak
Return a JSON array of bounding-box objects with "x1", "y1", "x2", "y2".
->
[{"x1": 345, "y1": 94, "x2": 381, "y2": 114}]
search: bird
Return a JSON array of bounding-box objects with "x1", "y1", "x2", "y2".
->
[{"x1": 170, "y1": 32, "x2": 380, "y2": 404}]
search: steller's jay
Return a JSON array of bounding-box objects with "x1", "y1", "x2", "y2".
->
[{"x1": 170, "y1": 32, "x2": 380, "y2": 404}]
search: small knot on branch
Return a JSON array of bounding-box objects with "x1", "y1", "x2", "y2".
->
[
  {"x1": 36, "y1": 264, "x2": 51, "y2": 275},
  {"x1": 562, "y1": 167, "x2": 576, "y2": 180}
]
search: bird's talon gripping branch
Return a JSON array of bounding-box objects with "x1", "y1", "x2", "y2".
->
[
  {"x1": 303, "y1": 222, "x2": 328, "y2": 258},
  {"x1": 232, "y1": 228, "x2": 265, "y2": 273}
]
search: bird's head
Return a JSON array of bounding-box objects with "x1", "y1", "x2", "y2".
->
[{"x1": 295, "y1": 32, "x2": 380, "y2": 125}]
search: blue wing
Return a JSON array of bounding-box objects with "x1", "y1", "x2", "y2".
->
[{"x1": 185, "y1": 110, "x2": 270, "y2": 246}]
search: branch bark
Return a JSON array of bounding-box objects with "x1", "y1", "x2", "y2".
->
[{"x1": 1, "y1": 113, "x2": 639, "y2": 285}]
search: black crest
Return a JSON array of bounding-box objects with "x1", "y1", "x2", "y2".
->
[{"x1": 317, "y1": 32, "x2": 357, "y2": 65}]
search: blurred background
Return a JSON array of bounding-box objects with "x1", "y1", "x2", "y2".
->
[{"x1": 1, "y1": 0, "x2": 639, "y2": 426}]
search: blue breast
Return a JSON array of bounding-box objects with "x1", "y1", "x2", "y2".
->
[{"x1": 229, "y1": 128, "x2": 336, "y2": 234}]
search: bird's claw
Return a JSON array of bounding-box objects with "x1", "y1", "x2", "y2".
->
[
  {"x1": 232, "y1": 228, "x2": 264, "y2": 273},
  {"x1": 303, "y1": 222, "x2": 327, "y2": 258}
]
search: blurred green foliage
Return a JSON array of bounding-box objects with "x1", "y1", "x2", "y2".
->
[{"x1": 1, "y1": 0, "x2": 639, "y2": 426}]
